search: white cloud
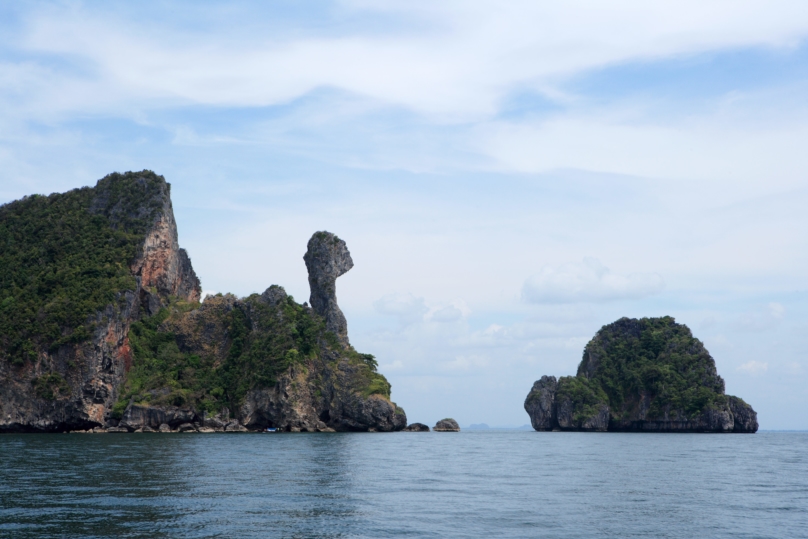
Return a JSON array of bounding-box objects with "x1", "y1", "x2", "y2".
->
[
  {"x1": 737, "y1": 360, "x2": 769, "y2": 374},
  {"x1": 784, "y1": 361, "x2": 802, "y2": 374},
  {"x1": 444, "y1": 354, "x2": 489, "y2": 371},
  {"x1": 425, "y1": 300, "x2": 470, "y2": 323},
  {"x1": 373, "y1": 293, "x2": 428, "y2": 325},
  {"x1": 699, "y1": 315, "x2": 719, "y2": 330},
  {"x1": 522, "y1": 257, "x2": 664, "y2": 304},
  {"x1": 734, "y1": 302, "x2": 786, "y2": 332},
  {"x1": 474, "y1": 102, "x2": 808, "y2": 185},
  {"x1": 768, "y1": 302, "x2": 786, "y2": 319},
  {"x1": 373, "y1": 294, "x2": 472, "y2": 326},
  {"x1": 2, "y1": 2, "x2": 808, "y2": 196},
  {"x1": 9, "y1": 1, "x2": 808, "y2": 120},
  {"x1": 428, "y1": 304, "x2": 463, "y2": 323}
]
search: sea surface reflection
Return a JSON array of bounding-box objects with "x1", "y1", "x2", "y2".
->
[{"x1": 1, "y1": 431, "x2": 806, "y2": 538}]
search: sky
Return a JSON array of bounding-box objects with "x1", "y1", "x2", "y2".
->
[{"x1": 1, "y1": 0, "x2": 807, "y2": 429}]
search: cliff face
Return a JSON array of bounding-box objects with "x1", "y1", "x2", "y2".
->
[
  {"x1": 0, "y1": 174, "x2": 405, "y2": 433},
  {"x1": 524, "y1": 317, "x2": 758, "y2": 433},
  {"x1": 90, "y1": 175, "x2": 200, "y2": 314},
  {"x1": 0, "y1": 171, "x2": 200, "y2": 432},
  {"x1": 116, "y1": 232, "x2": 406, "y2": 433}
]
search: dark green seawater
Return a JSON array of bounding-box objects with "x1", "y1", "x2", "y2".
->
[{"x1": 1, "y1": 431, "x2": 806, "y2": 538}]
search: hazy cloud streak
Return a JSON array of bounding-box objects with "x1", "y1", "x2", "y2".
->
[{"x1": 522, "y1": 258, "x2": 664, "y2": 304}]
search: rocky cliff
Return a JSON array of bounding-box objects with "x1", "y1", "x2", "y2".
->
[
  {"x1": 115, "y1": 231, "x2": 406, "y2": 433},
  {"x1": 0, "y1": 171, "x2": 200, "y2": 432},
  {"x1": 0, "y1": 172, "x2": 405, "y2": 432},
  {"x1": 524, "y1": 317, "x2": 758, "y2": 433}
]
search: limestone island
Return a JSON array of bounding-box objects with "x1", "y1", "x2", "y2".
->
[
  {"x1": 0, "y1": 171, "x2": 406, "y2": 433},
  {"x1": 524, "y1": 317, "x2": 758, "y2": 433}
]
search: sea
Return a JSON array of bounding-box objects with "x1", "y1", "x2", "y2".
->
[{"x1": 1, "y1": 430, "x2": 806, "y2": 538}]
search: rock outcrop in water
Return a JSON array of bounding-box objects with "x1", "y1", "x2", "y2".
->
[
  {"x1": 434, "y1": 418, "x2": 460, "y2": 432},
  {"x1": 524, "y1": 376, "x2": 558, "y2": 431},
  {"x1": 0, "y1": 171, "x2": 406, "y2": 432},
  {"x1": 403, "y1": 422, "x2": 430, "y2": 432},
  {"x1": 524, "y1": 317, "x2": 758, "y2": 433}
]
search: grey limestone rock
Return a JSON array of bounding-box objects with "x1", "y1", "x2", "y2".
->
[
  {"x1": 260, "y1": 285, "x2": 288, "y2": 306},
  {"x1": 555, "y1": 396, "x2": 610, "y2": 431},
  {"x1": 120, "y1": 404, "x2": 196, "y2": 431},
  {"x1": 238, "y1": 358, "x2": 406, "y2": 433},
  {"x1": 303, "y1": 231, "x2": 354, "y2": 345},
  {"x1": 524, "y1": 376, "x2": 558, "y2": 431},
  {"x1": 164, "y1": 233, "x2": 406, "y2": 434},
  {"x1": 200, "y1": 410, "x2": 230, "y2": 430},
  {"x1": 403, "y1": 422, "x2": 430, "y2": 432},
  {"x1": 434, "y1": 418, "x2": 460, "y2": 432},
  {"x1": 92, "y1": 174, "x2": 201, "y2": 311},
  {"x1": 729, "y1": 396, "x2": 759, "y2": 433},
  {"x1": 225, "y1": 420, "x2": 248, "y2": 432}
]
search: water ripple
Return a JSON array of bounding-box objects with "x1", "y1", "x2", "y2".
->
[{"x1": 0, "y1": 431, "x2": 806, "y2": 538}]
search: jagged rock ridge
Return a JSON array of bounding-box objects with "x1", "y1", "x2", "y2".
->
[
  {"x1": 117, "y1": 231, "x2": 406, "y2": 433},
  {"x1": 0, "y1": 172, "x2": 405, "y2": 433},
  {"x1": 524, "y1": 317, "x2": 758, "y2": 433}
]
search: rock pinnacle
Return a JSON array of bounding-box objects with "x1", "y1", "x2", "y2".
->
[{"x1": 303, "y1": 231, "x2": 354, "y2": 345}]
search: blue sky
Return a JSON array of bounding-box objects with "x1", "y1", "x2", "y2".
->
[{"x1": 1, "y1": 1, "x2": 807, "y2": 428}]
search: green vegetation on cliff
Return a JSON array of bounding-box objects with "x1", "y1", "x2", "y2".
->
[
  {"x1": 0, "y1": 171, "x2": 166, "y2": 364},
  {"x1": 116, "y1": 294, "x2": 316, "y2": 416},
  {"x1": 114, "y1": 290, "x2": 392, "y2": 417},
  {"x1": 579, "y1": 316, "x2": 725, "y2": 420},
  {"x1": 0, "y1": 174, "x2": 404, "y2": 432},
  {"x1": 525, "y1": 316, "x2": 757, "y2": 432},
  {"x1": 556, "y1": 375, "x2": 609, "y2": 424}
]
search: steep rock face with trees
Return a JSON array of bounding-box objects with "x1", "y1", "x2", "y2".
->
[
  {"x1": 0, "y1": 172, "x2": 405, "y2": 432},
  {"x1": 524, "y1": 317, "x2": 758, "y2": 433},
  {"x1": 0, "y1": 171, "x2": 200, "y2": 431},
  {"x1": 116, "y1": 234, "x2": 406, "y2": 432}
]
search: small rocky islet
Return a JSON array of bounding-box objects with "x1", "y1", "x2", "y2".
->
[
  {"x1": 0, "y1": 171, "x2": 759, "y2": 434},
  {"x1": 403, "y1": 422, "x2": 430, "y2": 432},
  {"x1": 524, "y1": 316, "x2": 758, "y2": 433},
  {"x1": 433, "y1": 418, "x2": 461, "y2": 432}
]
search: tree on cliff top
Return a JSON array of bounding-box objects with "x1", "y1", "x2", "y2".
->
[{"x1": 578, "y1": 316, "x2": 728, "y2": 419}]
